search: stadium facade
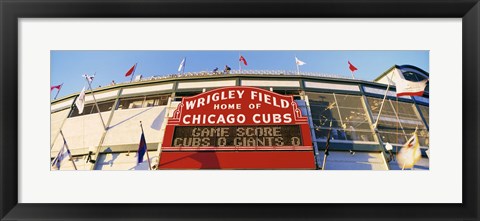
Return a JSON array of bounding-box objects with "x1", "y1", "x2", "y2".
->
[{"x1": 50, "y1": 64, "x2": 430, "y2": 170}]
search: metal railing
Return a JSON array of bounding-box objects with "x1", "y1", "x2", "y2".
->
[{"x1": 124, "y1": 70, "x2": 356, "y2": 84}]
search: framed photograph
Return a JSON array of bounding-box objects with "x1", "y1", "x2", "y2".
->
[{"x1": 1, "y1": 0, "x2": 479, "y2": 220}]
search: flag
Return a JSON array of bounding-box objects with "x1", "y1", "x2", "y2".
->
[
  {"x1": 137, "y1": 132, "x2": 147, "y2": 164},
  {"x1": 82, "y1": 74, "x2": 95, "y2": 83},
  {"x1": 295, "y1": 57, "x2": 306, "y2": 66},
  {"x1": 395, "y1": 78, "x2": 428, "y2": 97},
  {"x1": 125, "y1": 63, "x2": 137, "y2": 77},
  {"x1": 239, "y1": 55, "x2": 248, "y2": 66},
  {"x1": 50, "y1": 84, "x2": 62, "y2": 92},
  {"x1": 75, "y1": 87, "x2": 86, "y2": 114},
  {"x1": 178, "y1": 57, "x2": 186, "y2": 72},
  {"x1": 397, "y1": 131, "x2": 421, "y2": 169},
  {"x1": 348, "y1": 61, "x2": 358, "y2": 72},
  {"x1": 52, "y1": 139, "x2": 72, "y2": 170}
]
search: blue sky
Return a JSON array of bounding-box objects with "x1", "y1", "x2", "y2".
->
[{"x1": 51, "y1": 50, "x2": 429, "y2": 99}]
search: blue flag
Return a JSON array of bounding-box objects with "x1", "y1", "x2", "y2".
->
[
  {"x1": 52, "y1": 139, "x2": 70, "y2": 169},
  {"x1": 137, "y1": 132, "x2": 147, "y2": 164}
]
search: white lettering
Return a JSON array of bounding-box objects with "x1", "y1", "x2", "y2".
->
[
  {"x1": 185, "y1": 100, "x2": 196, "y2": 110},
  {"x1": 183, "y1": 115, "x2": 191, "y2": 124}
]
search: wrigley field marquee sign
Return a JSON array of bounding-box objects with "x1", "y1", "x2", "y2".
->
[{"x1": 158, "y1": 86, "x2": 315, "y2": 169}]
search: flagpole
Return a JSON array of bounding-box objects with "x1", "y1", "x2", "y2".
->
[
  {"x1": 321, "y1": 143, "x2": 329, "y2": 170},
  {"x1": 182, "y1": 58, "x2": 186, "y2": 75},
  {"x1": 130, "y1": 63, "x2": 137, "y2": 83},
  {"x1": 60, "y1": 130, "x2": 77, "y2": 170},
  {"x1": 373, "y1": 82, "x2": 390, "y2": 129},
  {"x1": 140, "y1": 121, "x2": 152, "y2": 170},
  {"x1": 373, "y1": 71, "x2": 395, "y2": 129},
  {"x1": 238, "y1": 53, "x2": 242, "y2": 73},
  {"x1": 321, "y1": 121, "x2": 333, "y2": 170},
  {"x1": 54, "y1": 83, "x2": 63, "y2": 100},
  {"x1": 351, "y1": 70, "x2": 355, "y2": 79},
  {"x1": 83, "y1": 74, "x2": 107, "y2": 130},
  {"x1": 295, "y1": 56, "x2": 300, "y2": 75}
]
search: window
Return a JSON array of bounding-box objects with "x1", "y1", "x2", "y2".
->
[
  {"x1": 273, "y1": 90, "x2": 302, "y2": 100},
  {"x1": 367, "y1": 97, "x2": 429, "y2": 147},
  {"x1": 117, "y1": 94, "x2": 169, "y2": 110},
  {"x1": 307, "y1": 92, "x2": 376, "y2": 142},
  {"x1": 417, "y1": 105, "x2": 429, "y2": 126},
  {"x1": 273, "y1": 90, "x2": 301, "y2": 95},
  {"x1": 174, "y1": 91, "x2": 202, "y2": 101},
  {"x1": 70, "y1": 104, "x2": 94, "y2": 118},
  {"x1": 91, "y1": 101, "x2": 115, "y2": 114},
  {"x1": 69, "y1": 100, "x2": 115, "y2": 118}
]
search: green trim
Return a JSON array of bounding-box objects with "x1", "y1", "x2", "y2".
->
[
  {"x1": 98, "y1": 143, "x2": 158, "y2": 153},
  {"x1": 304, "y1": 88, "x2": 363, "y2": 96},
  {"x1": 316, "y1": 142, "x2": 383, "y2": 152},
  {"x1": 373, "y1": 65, "x2": 397, "y2": 82},
  {"x1": 118, "y1": 90, "x2": 173, "y2": 99}
]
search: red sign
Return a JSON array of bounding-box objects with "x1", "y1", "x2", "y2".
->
[
  {"x1": 158, "y1": 86, "x2": 315, "y2": 169},
  {"x1": 170, "y1": 86, "x2": 306, "y2": 126}
]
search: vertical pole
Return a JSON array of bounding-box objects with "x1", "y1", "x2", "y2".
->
[
  {"x1": 322, "y1": 154, "x2": 328, "y2": 170},
  {"x1": 140, "y1": 121, "x2": 152, "y2": 170},
  {"x1": 182, "y1": 58, "x2": 186, "y2": 75},
  {"x1": 373, "y1": 83, "x2": 390, "y2": 129},
  {"x1": 295, "y1": 55, "x2": 300, "y2": 75},
  {"x1": 84, "y1": 75, "x2": 107, "y2": 130},
  {"x1": 321, "y1": 121, "x2": 333, "y2": 170},
  {"x1": 89, "y1": 89, "x2": 122, "y2": 170},
  {"x1": 53, "y1": 83, "x2": 63, "y2": 100},
  {"x1": 360, "y1": 90, "x2": 390, "y2": 170},
  {"x1": 389, "y1": 99, "x2": 408, "y2": 141},
  {"x1": 238, "y1": 53, "x2": 241, "y2": 73},
  {"x1": 59, "y1": 130, "x2": 77, "y2": 170},
  {"x1": 322, "y1": 154, "x2": 327, "y2": 170},
  {"x1": 351, "y1": 71, "x2": 355, "y2": 79},
  {"x1": 304, "y1": 94, "x2": 320, "y2": 169},
  {"x1": 332, "y1": 94, "x2": 344, "y2": 128},
  {"x1": 373, "y1": 72, "x2": 395, "y2": 129}
]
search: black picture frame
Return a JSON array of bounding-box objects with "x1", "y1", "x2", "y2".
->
[{"x1": 1, "y1": 0, "x2": 479, "y2": 220}]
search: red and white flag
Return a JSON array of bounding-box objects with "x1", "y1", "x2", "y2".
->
[
  {"x1": 395, "y1": 78, "x2": 428, "y2": 97},
  {"x1": 125, "y1": 63, "x2": 137, "y2": 77},
  {"x1": 239, "y1": 55, "x2": 248, "y2": 66},
  {"x1": 348, "y1": 61, "x2": 358, "y2": 72},
  {"x1": 50, "y1": 84, "x2": 62, "y2": 92}
]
